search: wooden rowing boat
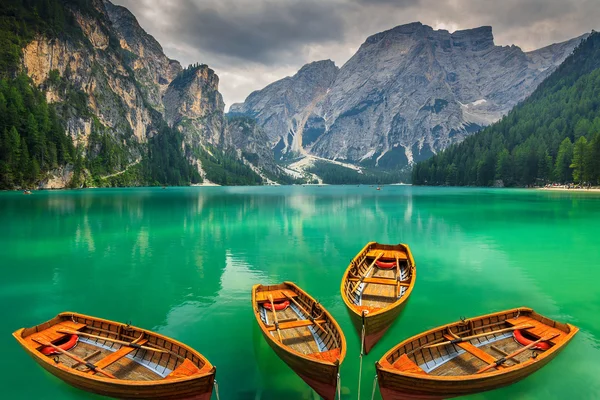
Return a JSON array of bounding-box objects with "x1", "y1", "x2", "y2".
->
[
  {"x1": 13, "y1": 312, "x2": 216, "y2": 399},
  {"x1": 376, "y1": 307, "x2": 578, "y2": 399},
  {"x1": 252, "y1": 282, "x2": 347, "y2": 400},
  {"x1": 340, "y1": 242, "x2": 416, "y2": 354}
]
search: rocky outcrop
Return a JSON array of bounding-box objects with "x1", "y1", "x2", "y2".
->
[
  {"x1": 225, "y1": 116, "x2": 279, "y2": 176},
  {"x1": 104, "y1": 0, "x2": 182, "y2": 111},
  {"x1": 163, "y1": 65, "x2": 226, "y2": 147},
  {"x1": 232, "y1": 23, "x2": 587, "y2": 167},
  {"x1": 19, "y1": 0, "x2": 263, "y2": 187},
  {"x1": 230, "y1": 60, "x2": 339, "y2": 159}
]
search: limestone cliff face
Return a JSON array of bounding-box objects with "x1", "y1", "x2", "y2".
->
[
  {"x1": 19, "y1": 0, "x2": 248, "y2": 185},
  {"x1": 232, "y1": 23, "x2": 587, "y2": 166},
  {"x1": 103, "y1": 0, "x2": 182, "y2": 111},
  {"x1": 21, "y1": 0, "x2": 154, "y2": 158},
  {"x1": 163, "y1": 65, "x2": 226, "y2": 147}
]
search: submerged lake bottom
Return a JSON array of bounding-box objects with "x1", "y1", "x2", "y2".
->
[{"x1": 1, "y1": 186, "x2": 599, "y2": 399}]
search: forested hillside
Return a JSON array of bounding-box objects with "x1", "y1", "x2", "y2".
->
[
  {"x1": 413, "y1": 32, "x2": 600, "y2": 187},
  {"x1": 0, "y1": 0, "x2": 274, "y2": 189}
]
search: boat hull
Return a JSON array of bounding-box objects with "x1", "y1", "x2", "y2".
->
[
  {"x1": 376, "y1": 308, "x2": 578, "y2": 399},
  {"x1": 22, "y1": 346, "x2": 215, "y2": 400},
  {"x1": 341, "y1": 242, "x2": 416, "y2": 354},
  {"x1": 13, "y1": 313, "x2": 216, "y2": 400},
  {"x1": 348, "y1": 299, "x2": 409, "y2": 355},
  {"x1": 377, "y1": 346, "x2": 564, "y2": 400},
  {"x1": 253, "y1": 282, "x2": 345, "y2": 400},
  {"x1": 260, "y1": 328, "x2": 339, "y2": 400}
]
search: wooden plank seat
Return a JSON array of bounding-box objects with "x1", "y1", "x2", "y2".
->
[
  {"x1": 366, "y1": 250, "x2": 408, "y2": 260},
  {"x1": 166, "y1": 359, "x2": 204, "y2": 379},
  {"x1": 505, "y1": 316, "x2": 565, "y2": 345},
  {"x1": 27, "y1": 320, "x2": 86, "y2": 350},
  {"x1": 388, "y1": 354, "x2": 427, "y2": 375},
  {"x1": 310, "y1": 348, "x2": 341, "y2": 363},
  {"x1": 255, "y1": 289, "x2": 298, "y2": 303},
  {"x1": 443, "y1": 335, "x2": 505, "y2": 369},
  {"x1": 87, "y1": 339, "x2": 148, "y2": 374},
  {"x1": 348, "y1": 277, "x2": 410, "y2": 286},
  {"x1": 266, "y1": 319, "x2": 326, "y2": 331}
]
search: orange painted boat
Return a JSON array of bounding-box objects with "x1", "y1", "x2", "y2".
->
[
  {"x1": 376, "y1": 307, "x2": 578, "y2": 399},
  {"x1": 13, "y1": 312, "x2": 216, "y2": 400},
  {"x1": 252, "y1": 282, "x2": 347, "y2": 400},
  {"x1": 341, "y1": 242, "x2": 416, "y2": 354}
]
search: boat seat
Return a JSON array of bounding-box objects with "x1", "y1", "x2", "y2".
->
[
  {"x1": 166, "y1": 359, "x2": 203, "y2": 379},
  {"x1": 348, "y1": 277, "x2": 410, "y2": 286},
  {"x1": 266, "y1": 319, "x2": 326, "y2": 331},
  {"x1": 87, "y1": 339, "x2": 148, "y2": 374},
  {"x1": 505, "y1": 316, "x2": 565, "y2": 345},
  {"x1": 27, "y1": 320, "x2": 86, "y2": 350},
  {"x1": 366, "y1": 250, "x2": 408, "y2": 260},
  {"x1": 389, "y1": 354, "x2": 427, "y2": 375},
  {"x1": 309, "y1": 348, "x2": 341, "y2": 363},
  {"x1": 443, "y1": 335, "x2": 505, "y2": 369},
  {"x1": 255, "y1": 289, "x2": 298, "y2": 303}
]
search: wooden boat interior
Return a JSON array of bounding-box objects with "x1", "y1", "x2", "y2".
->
[
  {"x1": 379, "y1": 309, "x2": 574, "y2": 377},
  {"x1": 17, "y1": 314, "x2": 212, "y2": 381},
  {"x1": 343, "y1": 245, "x2": 414, "y2": 314},
  {"x1": 256, "y1": 284, "x2": 343, "y2": 363}
]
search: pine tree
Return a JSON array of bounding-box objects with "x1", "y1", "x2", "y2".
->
[
  {"x1": 554, "y1": 138, "x2": 573, "y2": 183},
  {"x1": 571, "y1": 136, "x2": 588, "y2": 183}
]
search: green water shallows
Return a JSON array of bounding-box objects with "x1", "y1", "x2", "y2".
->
[{"x1": 1, "y1": 186, "x2": 599, "y2": 399}]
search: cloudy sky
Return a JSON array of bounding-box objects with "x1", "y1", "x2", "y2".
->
[{"x1": 113, "y1": 0, "x2": 599, "y2": 110}]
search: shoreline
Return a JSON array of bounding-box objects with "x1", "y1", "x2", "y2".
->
[{"x1": 537, "y1": 187, "x2": 600, "y2": 193}]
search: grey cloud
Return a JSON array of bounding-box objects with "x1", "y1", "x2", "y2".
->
[
  {"x1": 111, "y1": 0, "x2": 599, "y2": 107},
  {"x1": 119, "y1": 0, "x2": 346, "y2": 65},
  {"x1": 353, "y1": 0, "x2": 419, "y2": 5}
]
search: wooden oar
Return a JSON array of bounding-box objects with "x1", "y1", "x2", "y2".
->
[
  {"x1": 350, "y1": 252, "x2": 384, "y2": 294},
  {"x1": 490, "y1": 345, "x2": 520, "y2": 364},
  {"x1": 58, "y1": 330, "x2": 168, "y2": 354},
  {"x1": 283, "y1": 292, "x2": 340, "y2": 350},
  {"x1": 421, "y1": 324, "x2": 535, "y2": 350},
  {"x1": 476, "y1": 333, "x2": 559, "y2": 374},
  {"x1": 32, "y1": 338, "x2": 116, "y2": 379},
  {"x1": 71, "y1": 350, "x2": 101, "y2": 369},
  {"x1": 268, "y1": 295, "x2": 284, "y2": 342}
]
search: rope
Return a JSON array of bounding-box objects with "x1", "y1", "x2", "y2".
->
[
  {"x1": 214, "y1": 379, "x2": 221, "y2": 400},
  {"x1": 370, "y1": 375, "x2": 378, "y2": 400},
  {"x1": 337, "y1": 373, "x2": 342, "y2": 400},
  {"x1": 357, "y1": 314, "x2": 366, "y2": 400}
]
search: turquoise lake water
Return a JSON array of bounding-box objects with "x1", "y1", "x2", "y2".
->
[{"x1": 1, "y1": 186, "x2": 599, "y2": 399}]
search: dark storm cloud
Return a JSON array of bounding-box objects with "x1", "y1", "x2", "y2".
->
[
  {"x1": 112, "y1": 0, "x2": 599, "y2": 107},
  {"x1": 174, "y1": 1, "x2": 345, "y2": 64},
  {"x1": 353, "y1": 0, "x2": 419, "y2": 5},
  {"x1": 117, "y1": 0, "x2": 346, "y2": 65}
]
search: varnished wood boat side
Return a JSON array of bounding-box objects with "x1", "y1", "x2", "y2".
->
[
  {"x1": 252, "y1": 282, "x2": 347, "y2": 400},
  {"x1": 340, "y1": 242, "x2": 416, "y2": 353},
  {"x1": 375, "y1": 307, "x2": 578, "y2": 399},
  {"x1": 13, "y1": 312, "x2": 216, "y2": 400}
]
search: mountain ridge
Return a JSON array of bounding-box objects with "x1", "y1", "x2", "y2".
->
[{"x1": 232, "y1": 21, "x2": 588, "y2": 168}]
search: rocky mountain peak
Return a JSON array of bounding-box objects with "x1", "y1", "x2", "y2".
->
[
  {"x1": 296, "y1": 59, "x2": 338, "y2": 79},
  {"x1": 234, "y1": 24, "x2": 587, "y2": 168},
  {"x1": 450, "y1": 25, "x2": 494, "y2": 49}
]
